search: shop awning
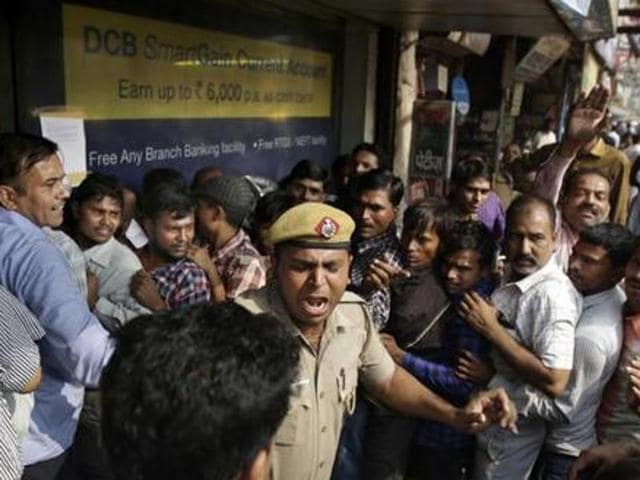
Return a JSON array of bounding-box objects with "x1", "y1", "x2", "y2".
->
[{"x1": 268, "y1": 0, "x2": 617, "y2": 40}]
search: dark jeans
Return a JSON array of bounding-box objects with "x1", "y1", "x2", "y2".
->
[
  {"x1": 409, "y1": 446, "x2": 474, "y2": 480},
  {"x1": 69, "y1": 390, "x2": 114, "y2": 480},
  {"x1": 362, "y1": 404, "x2": 417, "y2": 480},
  {"x1": 532, "y1": 450, "x2": 587, "y2": 480},
  {"x1": 21, "y1": 451, "x2": 69, "y2": 480},
  {"x1": 331, "y1": 395, "x2": 370, "y2": 480}
]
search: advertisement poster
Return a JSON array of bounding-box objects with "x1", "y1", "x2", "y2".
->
[
  {"x1": 61, "y1": 4, "x2": 335, "y2": 188},
  {"x1": 408, "y1": 100, "x2": 456, "y2": 200}
]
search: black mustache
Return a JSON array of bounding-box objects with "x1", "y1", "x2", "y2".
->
[{"x1": 578, "y1": 204, "x2": 599, "y2": 215}]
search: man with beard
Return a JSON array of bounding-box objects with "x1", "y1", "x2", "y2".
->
[
  {"x1": 459, "y1": 194, "x2": 582, "y2": 480},
  {"x1": 534, "y1": 86, "x2": 617, "y2": 270},
  {"x1": 132, "y1": 185, "x2": 211, "y2": 310},
  {"x1": 235, "y1": 202, "x2": 517, "y2": 480}
]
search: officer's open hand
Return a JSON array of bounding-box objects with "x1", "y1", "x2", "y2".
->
[{"x1": 458, "y1": 387, "x2": 517, "y2": 434}]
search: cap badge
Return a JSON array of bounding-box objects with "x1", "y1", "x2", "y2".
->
[{"x1": 315, "y1": 217, "x2": 340, "y2": 239}]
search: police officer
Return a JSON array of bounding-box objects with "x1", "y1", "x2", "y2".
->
[{"x1": 236, "y1": 202, "x2": 516, "y2": 480}]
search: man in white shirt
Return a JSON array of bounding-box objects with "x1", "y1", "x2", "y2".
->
[
  {"x1": 460, "y1": 194, "x2": 582, "y2": 479},
  {"x1": 525, "y1": 223, "x2": 634, "y2": 480},
  {"x1": 68, "y1": 173, "x2": 150, "y2": 329}
]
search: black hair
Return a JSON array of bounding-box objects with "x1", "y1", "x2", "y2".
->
[
  {"x1": 102, "y1": 303, "x2": 300, "y2": 480},
  {"x1": 71, "y1": 172, "x2": 124, "y2": 209},
  {"x1": 280, "y1": 159, "x2": 329, "y2": 189},
  {"x1": 403, "y1": 197, "x2": 450, "y2": 239},
  {"x1": 0, "y1": 133, "x2": 58, "y2": 187},
  {"x1": 252, "y1": 190, "x2": 296, "y2": 228},
  {"x1": 451, "y1": 158, "x2": 492, "y2": 186},
  {"x1": 142, "y1": 168, "x2": 187, "y2": 196},
  {"x1": 440, "y1": 220, "x2": 497, "y2": 268},
  {"x1": 562, "y1": 167, "x2": 611, "y2": 197},
  {"x1": 580, "y1": 223, "x2": 636, "y2": 269},
  {"x1": 351, "y1": 168, "x2": 404, "y2": 207},
  {"x1": 351, "y1": 142, "x2": 383, "y2": 166},
  {"x1": 190, "y1": 166, "x2": 223, "y2": 191},
  {"x1": 141, "y1": 184, "x2": 193, "y2": 220},
  {"x1": 506, "y1": 193, "x2": 557, "y2": 233}
]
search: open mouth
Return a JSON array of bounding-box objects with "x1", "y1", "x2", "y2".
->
[{"x1": 301, "y1": 296, "x2": 329, "y2": 316}]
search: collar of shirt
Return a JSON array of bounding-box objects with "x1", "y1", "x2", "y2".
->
[
  {"x1": 354, "y1": 226, "x2": 399, "y2": 256},
  {"x1": 84, "y1": 236, "x2": 117, "y2": 269},
  {"x1": 585, "y1": 137, "x2": 607, "y2": 158},
  {"x1": 210, "y1": 228, "x2": 245, "y2": 261},
  {"x1": 506, "y1": 257, "x2": 561, "y2": 293},
  {"x1": 0, "y1": 209, "x2": 45, "y2": 237},
  {"x1": 584, "y1": 285, "x2": 625, "y2": 310}
]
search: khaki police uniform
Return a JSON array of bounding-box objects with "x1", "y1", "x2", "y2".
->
[
  {"x1": 235, "y1": 202, "x2": 396, "y2": 480},
  {"x1": 236, "y1": 284, "x2": 395, "y2": 480}
]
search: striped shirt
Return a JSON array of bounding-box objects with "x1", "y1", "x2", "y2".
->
[{"x1": 0, "y1": 285, "x2": 44, "y2": 480}]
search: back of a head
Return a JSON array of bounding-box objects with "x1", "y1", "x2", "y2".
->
[
  {"x1": 0, "y1": 133, "x2": 58, "y2": 186},
  {"x1": 192, "y1": 175, "x2": 256, "y2": 228},
  {"x1": 141, "y1": 184, "x2": 193, "y2": 220},
  {"x1": 351, "y1": 168, "x2": 404, "y2": 206},
  {"x1": 253, "y1": 190, "x2": 297, "y2": 228},
  {"x1": 102, "y1": 303, "x2": 300, "y2": 480},
  {"x1": 191, "y1": 166, "x2": 223, "y2": 191}
]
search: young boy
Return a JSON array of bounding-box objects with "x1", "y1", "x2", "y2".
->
[
  {"x1": 359, "y1": 198, "x2": 451, "y2": 480},
  {"x1": 381, "y1": 220, "x2": 497, "y2": 480}
]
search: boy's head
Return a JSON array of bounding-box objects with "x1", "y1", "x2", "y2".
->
[
  {"x1": 70, "y1": 173, "x2": 124, "y2": 246},
  {"x1": 401, "y1": 197, "x2": 449, "y2": 269},
  {"x1": 439, "y1": 221, "x2": 496, "y2": 296}
]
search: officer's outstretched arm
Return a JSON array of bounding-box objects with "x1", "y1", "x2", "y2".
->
[{"x1": 367, "y1": 365, "x2": 517, "y2": 433}]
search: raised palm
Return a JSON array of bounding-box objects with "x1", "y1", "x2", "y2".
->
[{"x1": 566, "y1": 85, "x2": 610, "y2": 145}]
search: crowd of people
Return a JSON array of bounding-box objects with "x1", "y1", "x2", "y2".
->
[{"x1": 1, "y1": 84, "x2": 640, "y2": 480}]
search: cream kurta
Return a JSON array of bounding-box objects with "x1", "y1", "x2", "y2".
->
[{"x1": 236, "y1": 284, "x2": 396, "y2": 480}]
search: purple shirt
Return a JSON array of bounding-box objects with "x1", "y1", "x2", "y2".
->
[{"x1": 478, "y1": 191, "x2": 506, "y2": 242}]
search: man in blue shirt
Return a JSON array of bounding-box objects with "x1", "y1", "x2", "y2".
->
[{"x1": 0, "y1": 133, "x2": 115, "y2": 479}]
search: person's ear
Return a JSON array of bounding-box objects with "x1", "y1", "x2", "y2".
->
[
  {"x1": 0, "y1": 185, "x2": 19, "y2": 211},
  {"x1": 240, "y1": 447, "x2": 271, "y2": 480}
]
